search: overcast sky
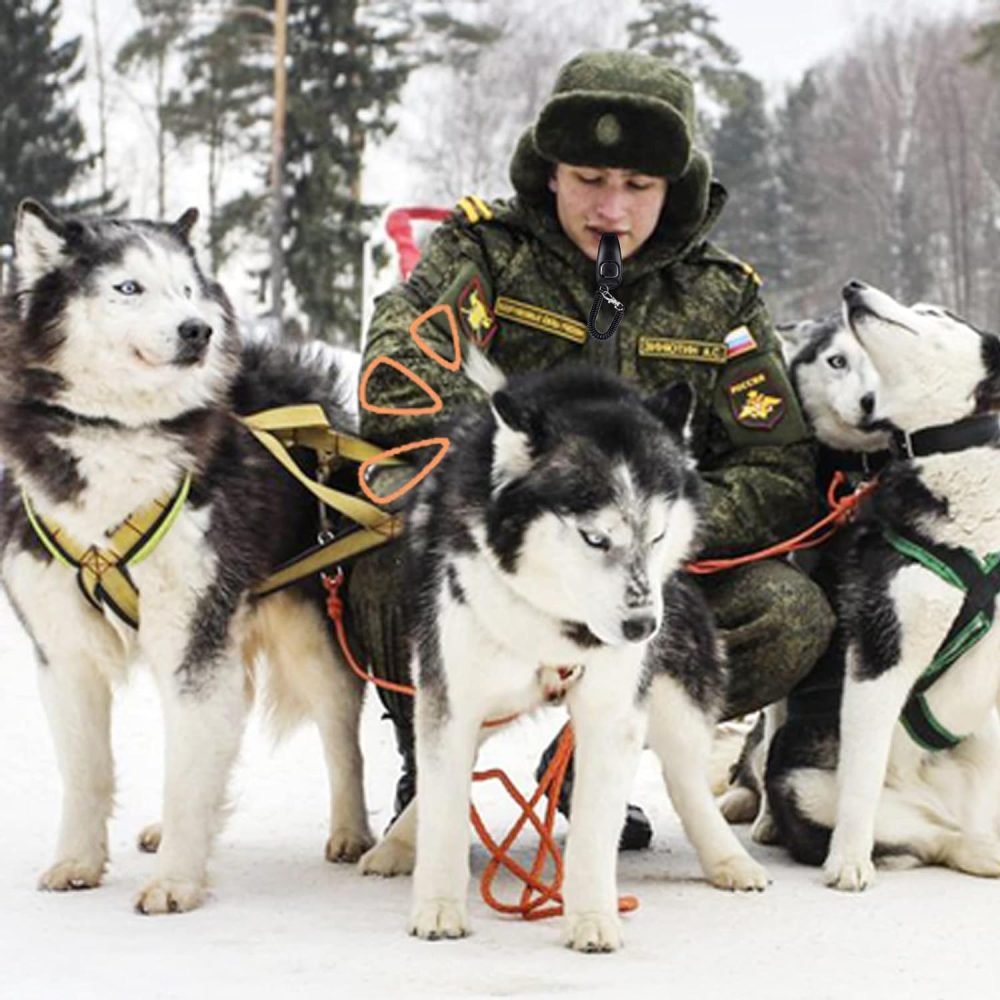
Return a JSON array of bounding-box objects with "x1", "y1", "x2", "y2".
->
[{"x1": 707, "y1": 0, "x2": 985, "y2": 87}]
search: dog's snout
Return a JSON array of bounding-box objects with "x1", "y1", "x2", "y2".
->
[
  {"x1": 842, "y1": 279, "x2": 868, "y2": 301},
  {"x1": 622, "y1": 616, "x2": 656, "y2": 643},
  {"x1": 860, "y1": 392, "x2": 875, "y2": 416},
  {"x1": 178, "y1": 319, "x2": 212, "y2": 347}
]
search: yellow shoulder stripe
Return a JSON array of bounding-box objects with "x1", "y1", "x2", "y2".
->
[{"x1": 456, "y1": 195, "x2": 494, "y2": 224}]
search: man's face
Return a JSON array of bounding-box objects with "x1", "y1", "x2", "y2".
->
[{"x1": 548, "y1": 164, "x2": 668, "y2": 261}]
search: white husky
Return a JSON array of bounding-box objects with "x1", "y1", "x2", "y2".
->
[
  {"x1": 767, "y1": 281, "x2": 1000, "y2": 887},
  {"x1": 0, "y1": 202, "x2": 373, "y2": 913},
  {"x1": 359, "y1": 364, "x2": 767, "y2": 952}
]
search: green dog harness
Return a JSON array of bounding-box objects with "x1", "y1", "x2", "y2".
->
[{"x1": 883, "y1": 529, "x2": 1000, "y2": 751}]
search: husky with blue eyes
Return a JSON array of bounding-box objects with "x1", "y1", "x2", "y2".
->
[
  {"x1": 0, "y1": 201, "x2": 373, "y2": 914},
  {"x1": 358, "y1": 363, "x2": 767, "y2": 953},
  {"x1": 767, "y1": 282, "x2": 1000, "y2": 888}
]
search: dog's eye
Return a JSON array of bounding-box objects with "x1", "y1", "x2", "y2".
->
[
  {"x1": 184, "y1": 285, "x2": 193, "y2": 299},
  {"x1": 826, "y1": 354, "x2": 848, "y2": 370},
  {"x1": 578, "y1": 528, "x2": 611, "y2": 551},
  {"x1": 114, "y1": 280, "x2": 143, "y2": 296},
  {"x1": 651, "y1": 530, "x2": 666, "y2": 546}
]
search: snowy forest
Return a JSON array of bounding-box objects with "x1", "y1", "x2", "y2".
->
[{"x1": 3, "y1": 0, "x2": 1000, "y2": 344}]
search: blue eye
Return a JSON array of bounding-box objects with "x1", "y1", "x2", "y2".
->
[
  {"x1": 579, "y1": 528, "x2": 611, "y2": 551},
  {"x1": 114, "y1": 280, "x2": 143, "y2": 296}
]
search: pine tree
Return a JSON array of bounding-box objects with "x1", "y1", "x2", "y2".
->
[
  {"x1": 626, "y1": 0, "x2": 742, "y2": 110},
  {"x1": 116, "y1": 0, "x2": 197, "y2": 218},
  {"x1": 708, "y1": 72, "x2": 782, "y2": 284},
  {"x1": 281, "y1": 0, "x2": 418, "y2": 345},
  {"x1": 163, "y1": 11, "x2": 271, "y2": 271},
  {"x1": 0, "y1": 0, "x2": 105, "y2": 237}
]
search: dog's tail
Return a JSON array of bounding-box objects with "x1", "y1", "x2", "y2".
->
[{"x1": 463, "y1": 340, "x2": 506, "y2": 396}]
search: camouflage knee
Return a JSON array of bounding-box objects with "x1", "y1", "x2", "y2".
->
[
  {"x1": 698, "y1": 559, "x2": 835, "y2": 720},
  {"x1": 345, "y1": 538, "x2": 414, "y2": 732}
]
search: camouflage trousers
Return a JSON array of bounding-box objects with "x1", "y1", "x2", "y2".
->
[{"x1": 345, "y1": 540, "x2": 836, "y2": 749}]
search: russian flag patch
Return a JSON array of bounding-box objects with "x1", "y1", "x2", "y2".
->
[{"x1": 724, "y1": 325, "x2": 757, "y2": 359}]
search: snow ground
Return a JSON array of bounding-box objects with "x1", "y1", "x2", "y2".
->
[{"x1": 1, "y1": 593, "x2": 997, "y2": 1000}]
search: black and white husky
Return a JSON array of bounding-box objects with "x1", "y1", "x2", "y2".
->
[
  {"x1": 768, "y1": 281, "x2": 1000, "y2": 888},
  {"x1": 359, "y1": 364, "x2": 766, "y2": 952},
  {"x1": 719, "y1": 312, "x2": 889, "y2": 842},
  {"x1": 0, "y1": 202, "x2": 373, "y2": 913}
]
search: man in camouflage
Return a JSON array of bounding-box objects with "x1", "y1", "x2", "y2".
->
[{"x1": 349, "y1": 50, "x2": 835, "y2": 847}]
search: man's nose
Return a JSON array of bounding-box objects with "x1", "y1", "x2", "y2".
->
[{"x1": 594, "y1": 188, "x2": 626, "y2": 222}]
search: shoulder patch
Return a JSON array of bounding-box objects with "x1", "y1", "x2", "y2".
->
[
  {"x1": 456, "y1": 274, "x2": 497, "y2": 348},
  {"x1": 455, "y1": 194, "x2": 494, "y2": 224},
  {"x1": 724, "y1": 368, "x2": 786, "y2": 430},
  {"x1": 699, "y1": 245, "x2": 762, "y2": 286}
]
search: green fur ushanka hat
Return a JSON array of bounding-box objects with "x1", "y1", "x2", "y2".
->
[{"x1": 509, "y1": 50, "x2": 714, "y2": 245}]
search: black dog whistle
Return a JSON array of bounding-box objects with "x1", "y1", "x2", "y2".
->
[{"x1": 596, "y1": 232, "x2": 623, "y2": 289}]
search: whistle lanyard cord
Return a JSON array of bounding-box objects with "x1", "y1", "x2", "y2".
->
[{"x1": 588, "y1": 284, "x2": 624, "y2": 340}]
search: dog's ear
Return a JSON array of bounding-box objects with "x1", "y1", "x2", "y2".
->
[
  {"x1": 975, "y1": 333, "x2": 1000, "y2": 413},
  {"x1": 644, "y1": 380, "x2": 694, "y2": 440},
  {"x1": 14, "y1": 199, "x2": 68, "y2": 291},
  {"x1": 775, "y1": 320, "x2": 811, "y2": 362},
  {"x1": 170, "y1": 207, "x2": 199, "y2": 242},
  {"x1": 491, "y1": 389, "x2": 547, "y2": 481}
]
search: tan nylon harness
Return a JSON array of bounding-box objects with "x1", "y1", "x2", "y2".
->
[{"x1": 22, "y1": 404, "x2": 405, "y2": 628}]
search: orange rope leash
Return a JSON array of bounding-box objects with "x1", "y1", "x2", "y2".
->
[
  {"x1": 686, "y1": 471, "x2": 878, "y2": 574},
  {"x1": 323, "y1": 570, "x2": 636, "y2": 919}
]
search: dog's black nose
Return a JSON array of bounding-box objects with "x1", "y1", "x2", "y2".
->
[
  {"x1": 178, "y1": 319, "x2": 212, "y2": 347},
  {"x1": 860, "y1": 392, "x2": 875, "y2": 416},
  {"x1": 843, "y1": 279, "x2": 868, "y2": 301},
  {"x1": 622, "y1": 616, "x2": 656, "y2": 643}
]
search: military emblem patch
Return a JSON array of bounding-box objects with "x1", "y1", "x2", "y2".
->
[
  {"x1": 726, "y1": 369, "x2": 786, "y2": 429},
  {"x1": 457, "y1": 275, "x2": 497, "y2": 348}
]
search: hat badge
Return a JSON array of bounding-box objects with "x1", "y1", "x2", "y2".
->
[{"x1": 594, "y1": 112, "x2": 622, "y2": 146}]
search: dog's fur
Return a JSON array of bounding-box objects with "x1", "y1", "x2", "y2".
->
[
  {"x1": 718, "y1": 312, "x2": 889, "y2": 843},
  {"x1": 358, "y1": 363, "x2": 766, "y2": 952},
  {"x1": 767, "y1": 281, "x2": 1000, "y2": 888},
  {"x1": 0, "y1": 202, "x2": 373, "y2": 913}
]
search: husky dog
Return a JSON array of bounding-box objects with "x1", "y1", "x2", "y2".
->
[
  {"x1": 0, "y1": 201, "x2": 373, "y2": 913},
  {"x1": 767, "y1": 280, "x2": 1000, "y2": 888},
  {"x1": 359, "y1": 365, "x2": 767, "y2": 952},
  {"x1": 718, "y1": 313, "x2": 889, "y2": 842}
]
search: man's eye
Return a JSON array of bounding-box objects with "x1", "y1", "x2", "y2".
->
[
  {"x1": 628, "y1": 182, "x2": 653, "y2": 192},
  {"x1": 576, "y1": 174, "x2": 602, "y2": 185},
  {"x1": 114, "y1": 280, "x2": 143, "y2": 296},
  {"x1": 579, "y1": 528, "x2": 611, "y2": 551}
]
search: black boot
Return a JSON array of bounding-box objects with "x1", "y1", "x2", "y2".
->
[
  {"x1": 534, "y1": 733, "x2": 653, "y2": 852},
  {"x1": 386, "y1": 718, "x2": 417, "y2": 831}
]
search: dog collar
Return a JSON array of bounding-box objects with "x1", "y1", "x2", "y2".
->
[
  {"x1": 21, "y1": 473, "x2": 192, "y2": 630},
  {"x1": 818, "y1": 445, "x2": 892, "y2": 478},
  {"x1": 890, "y1": 413, "x2": 1000, "y2": 460}
]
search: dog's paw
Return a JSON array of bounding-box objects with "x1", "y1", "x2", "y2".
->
[
  {"x1": 409, "y1": 898, "x2": 469, "y2": 940},
  {"x1": 137, "y1": 823, "x2": 162, "y2": 854},
  {"x1": 38, "y1": 857, "x2": 106, "y2": 892},
  {"x1": 949, "y1": 836, "x2": 1000, "y2": 878},
  {"x1": 750, "y1": 811, "x2": 780, "y2": 846},
  {"x1": 325, "y1": 827, "x2": 375, "y2": 864},
  {"x1": 134, "y1": 877, "x2": 206, "y2": 915},
  {"x1": 562, "y1": 911, "x2": 623, "y2": 953},
  {"x1": 358, "y1": 837, "x2": 415, "y2": 877},
  {"x1": 823, "y1": 854, "x2": 875, "y2": 892},
  {"x1": 717, "y1": 786, "x2": 759, "y2": 825},
  {"x1": 707, "y1": 853, "x2": 769, "y2": 891}
]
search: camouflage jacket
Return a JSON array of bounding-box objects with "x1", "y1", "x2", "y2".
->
[{"x1": 361, "y1": 190, "x2": 818, "y2": 559}]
